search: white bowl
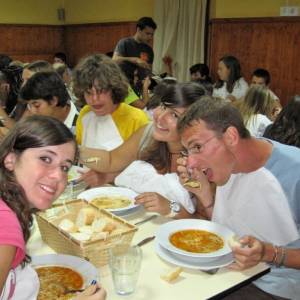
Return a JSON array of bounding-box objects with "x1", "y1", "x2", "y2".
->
[{"x1": 156, "y1": 219, "x2": 234, "y2": 262}]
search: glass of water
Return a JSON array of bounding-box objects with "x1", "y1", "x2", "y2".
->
[{"x1": 109, "y1": 244, "x2": 142, "y2": 295}]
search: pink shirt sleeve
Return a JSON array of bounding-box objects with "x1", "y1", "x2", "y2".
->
[{"x1": 0, "y1": 199, "x2": 26, "y2": 268}]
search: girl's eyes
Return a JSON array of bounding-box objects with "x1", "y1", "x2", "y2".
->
[{"x1": 40, "y1": 156, "x2": 70, "y2": 173}]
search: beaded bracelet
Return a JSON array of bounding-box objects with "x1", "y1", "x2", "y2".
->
[
  {"x1": 277, "y1": 247, "x2": 287, "y2": 267},
  {"x1": 270, "y1": 245, "x2": 279, "y2": 264}
]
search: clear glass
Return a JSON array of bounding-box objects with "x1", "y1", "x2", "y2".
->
[{"x1": 109, "y1": 245, "x2": 142, "y2": 295}]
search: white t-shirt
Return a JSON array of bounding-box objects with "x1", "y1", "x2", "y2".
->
[
  {"x1": 213, "y1": 77, "x2": 249, "y2": 101},
  {"x1": 246, "y1": 114, "x2": 272, "y2": 137}
]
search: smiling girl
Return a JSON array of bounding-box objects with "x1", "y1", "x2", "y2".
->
[{"x1": 0, "y1": 116, "x2": 106, "y2": 300}]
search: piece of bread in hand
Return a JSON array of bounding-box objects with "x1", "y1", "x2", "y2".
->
[
  {"x1": 161, "y1": 267, "x2": 183, "y2": 283},
  {"x1": 76, "y1": 207, "x2": 96, "y2": 227},
  {"x1": 228, "y1": 235, "x2": 242, "y2": 248},
  {"x1": 58, "y1": 219, "x2": 78, "y2": 233}
]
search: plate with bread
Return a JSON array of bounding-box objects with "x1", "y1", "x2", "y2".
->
[
  {"x1": 77, "y1": 187, "x2": 139, "y2": 215},
  {"x1": 31, "y1": 253, "x2": 98, "y2": 300}
]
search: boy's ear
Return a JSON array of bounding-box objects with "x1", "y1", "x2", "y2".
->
[{"x1": 4, "y1": 152, "x2": 16, "y2": 171}]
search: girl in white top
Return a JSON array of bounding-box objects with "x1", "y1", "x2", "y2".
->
[
  {"x1": 235, "y1": 85, "x2": 274, "y2": 137},
  {"x1": 213, "y1": 55, "x2": 248, "y2": 102}
]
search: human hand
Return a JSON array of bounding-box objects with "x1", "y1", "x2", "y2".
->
[
  {"x1": 135, "y1": 58, "x2": 151, "y2": 69},
  {"x1": 177, "y1": 157, "x2": 212, "y2": 204},
  {"x1": 135, "y1": 192, "x2": 170, "y2": 215},
  {"x1": 228, "y1": 235, "x2": 265, "y2": 270},
  {"x1": 79, "y1": 170, "x2": 111, "y2": 187},
  {"x1": 162, "y1": 55, "x2": 173, "y2": 66},
  {"x1": 74, "y1": 284, "x2": 107, "y2": 300}
]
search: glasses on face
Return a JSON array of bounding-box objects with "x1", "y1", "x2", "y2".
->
[{"x1": 181, "y1": 135, "x2": 217, "y2": 157}]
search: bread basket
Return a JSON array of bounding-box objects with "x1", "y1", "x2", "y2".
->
[{"x1": 35, "y1": 199, "x2": 138, "y2": 267}]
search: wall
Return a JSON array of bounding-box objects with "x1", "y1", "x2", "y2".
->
[
  {"x1": 208, "y1": 17, "x2": 300, "y2": 106},
  {"x1": 0, "y1": 0, "x2": 64, "y2": 25},
  {"x1": 210, "y1": 0, "x2": 300, "y2": 18},
  {"x1": 64, "y1": 0, "x2": 154, "y2": 24}
]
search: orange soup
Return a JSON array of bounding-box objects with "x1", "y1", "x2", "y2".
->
[
  {"x1": 169, "y1": 229, "x2": 224, "y2": 253},
  {"x1": 36, "y1": 266, "x2": 83, "y2": 300}
]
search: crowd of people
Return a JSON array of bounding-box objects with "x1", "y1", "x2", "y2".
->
[{"x1": 0, "y1": 15, "x2": 299, "y2": 300}]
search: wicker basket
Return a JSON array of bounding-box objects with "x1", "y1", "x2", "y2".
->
[{"x1": 35, "y1": 199, "x2": 138, "y2": 267}]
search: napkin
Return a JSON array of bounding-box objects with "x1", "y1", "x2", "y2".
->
[
  {"x1": 114, "y1": 160, "x2": 196, "y2": 213},
  {"x1": 1, "y1": 264, "x2": 39, "y2": 300},
  {"x1": 82, "y1": 113, "x2": 123, "y2": 150}
]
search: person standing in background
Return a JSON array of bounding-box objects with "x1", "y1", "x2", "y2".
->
[{"x1": 113, "y1": 17, "x2": 157, "y2": 70}]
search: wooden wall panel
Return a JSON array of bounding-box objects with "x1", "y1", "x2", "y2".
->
[
  {"x1": 0, "y1": 24, "x2": 64, "y2": 63},
  {"x1": 208, "y1": 17, "x2": 300, "y2": 106},
  {"x1": 64, "y1": 22, "x2": 136, "y2": 66}
]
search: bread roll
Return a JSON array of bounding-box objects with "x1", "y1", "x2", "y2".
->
[
  {"x1": 161, "y1": 267, "x2": 183, "y2": 282},
  {"x1": 91, "y1": 218, "x2": 107, "y2": 232},
  {"x1": 70, "y1": 232, "x2": 91, "y2": 241},
  {"x1": 103, "y1": 221, "x2": 117, "y2": 233},
  {"x1": 78, "y1": 225, "x2": 93, "y2": 235},
  {"x1": 76, "y1": 207, "x2": 96, "y2": 227},
  {"x1": 92, "y1": 231, "x2": 109, "y2": 240},
  {"x1": 58, "y1": 219, "x2": 78, "y2": 233}
]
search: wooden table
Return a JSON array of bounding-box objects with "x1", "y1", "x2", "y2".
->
[{"x1": 27, "y1": 208, "x2": 270, "y2": 300}]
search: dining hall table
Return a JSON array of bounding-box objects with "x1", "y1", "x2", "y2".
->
[{"x1": 27, "y1": 207, "x2": 270, "y2": 300}]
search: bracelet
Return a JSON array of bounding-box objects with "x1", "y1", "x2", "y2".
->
[
  {"x1": 270, "y1": 245, "x2": 279, "y2": 264},
  {"x1": 277, "y1": 247, "x2": 287, "y2": 267}
]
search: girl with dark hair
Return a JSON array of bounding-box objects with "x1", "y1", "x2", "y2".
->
[
  {"x1": 264, "y1": 95, "x2": 300, "y2": 148},
  {"x1": 213, "y1": 55, "x2": 248, "y2": 102},
  {"x1": 80, "y1": 82, "x2": 209, "y2": 218},
  {"x1": 0, "y1": 116, "x2": 106, "y2": 300}
]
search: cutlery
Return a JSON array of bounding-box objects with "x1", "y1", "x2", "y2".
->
[
  {"x1": 136, "y1": 236, "x2": 155, "y2": 247},
  {"x1": 134, "y1": 215, "x2": 158, "y2": 226}
]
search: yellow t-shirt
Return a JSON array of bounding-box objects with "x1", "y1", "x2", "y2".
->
[{"x1": 76, "y1": 102, "x2": 149, "y2": 146}]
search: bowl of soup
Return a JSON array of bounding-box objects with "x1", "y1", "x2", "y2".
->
[{"x1": 156, "y1": 219, "x2": 235, "y2": 262}]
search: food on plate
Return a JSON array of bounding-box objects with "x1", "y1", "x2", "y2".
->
[
  {"x1": 36, "y1": 266, "x2": 83, "y2": 300},
  {"x1": 76, "y1": 207, "x2": 96, "y2": 227},
  {"x1": 169, "y1": 229, "x2": 224, "y2": 253},
  {"x1": 160, "y1": 267, "x2": 183, "y2": 283},
  {"x1": 58, "y1": 219, "x2": 78, "y2": 233},
  {"x1": 91, "y1": 196, "x2": 132, "y2": 210},
  {"x1": 183, "y1": 180, "x2": 201, "y2": 188}
]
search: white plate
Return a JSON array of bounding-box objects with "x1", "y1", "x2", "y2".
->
[
  {"x1": 77, "y1": 186, "x2": 139, "y2": 214},
  {"x1": 156, "y1": 219, "x2": 234, "y2": 260},
  {"x1": 155, "y1": 240, "x2": 234, "y2": 270},
  {"x1": 31, "y1": 254, "x2": 98, "y2": 285}
]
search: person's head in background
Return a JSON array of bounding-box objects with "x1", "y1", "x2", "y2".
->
[
  {"x1": 251, "y1": 68, "x2": 271, "y2": 87},
  {"x1": 22, "y1": 60, "x2": 53, "y2": 86},
  {"x1": 0, "y1": 115, "x2": 76, "y2": 243},
  {"x1": 264, "y1": 95, "x2": 300, "y2": 148},
  {"x1": 20, "y1": 71, "x2": 70, "y2": 121},
  {"x1": 118, "y1": 61, "x2": 147, "y2": 96},
  {"x1": 236, "y1": 85, "x2": 274, "y2": 126},
  {"x1": 216, "y1": 55, "x2": 242, "y2": 92},
  {"x1": 73, "y1": 53, "x2": 128, "y2": 116},
  {"x1": 53, "y1": 62, "x2": 71, "y2": 85},
  {"x1": 146, "y1": 77, "x2": 177, "y2": 110},
  {"x1": 189, "y1": 63, "x2": 211, "y2": 82},
  {"x1": 0, "y1": 65, "x2": 23, "y2": 114},
  {"x1": 0, "y1": 54, "x2": 12, "y2": 71},
  {"x1": 135, "y1": 17, "x2": 157, "y2": 44},
  {"x1": 53, "y1": 52, "x2": 67, "y2": 65}
]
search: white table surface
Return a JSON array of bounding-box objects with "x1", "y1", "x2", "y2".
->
[{"x1": 27, "y1": 207, "x2": 270, "y2": 300}]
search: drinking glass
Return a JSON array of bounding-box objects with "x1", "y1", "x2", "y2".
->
[{"x1": 109, "y1": 244, "x2": 142, "y2": 295}]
